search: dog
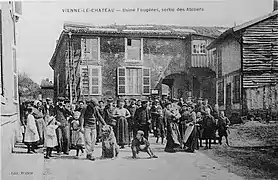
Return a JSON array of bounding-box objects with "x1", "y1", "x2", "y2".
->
[{"x1": 101, "y1": 125, "x2": 119, "y2": 159}]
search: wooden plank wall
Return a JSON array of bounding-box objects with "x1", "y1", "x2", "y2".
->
[{"x1": 242, "y1": 15, "x2": 278, "y2": 88}]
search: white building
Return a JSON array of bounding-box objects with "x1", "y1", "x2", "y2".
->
[{"x1": 0, "y1": 1, "x2": 22, "y2": 171}]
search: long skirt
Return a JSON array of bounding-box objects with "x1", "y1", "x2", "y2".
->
[
  {"x1": 35, "y1": 118, "x2": 46, "y2": 145},
  {"x1": 115, "y1": 117, "x2": 129, "y2": 146},
  {"x1": 184, "y1": 125, "x2": 197, "y2": 150},
  {"x1": 165, "y1": 122, "x2": 181, "y2": 152},
  {"x1": 179, "y1": 121, "x2": 186, "y2": 140}
]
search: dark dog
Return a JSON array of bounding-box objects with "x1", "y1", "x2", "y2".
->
[{"x1": 101, "y1": 125, "x2": 119, "y2": 159}]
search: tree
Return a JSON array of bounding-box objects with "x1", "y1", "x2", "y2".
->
[{"x1": 18, "y1": 72, "x2": 41, "y2": 99}]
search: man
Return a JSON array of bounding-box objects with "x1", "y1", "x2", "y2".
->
[
  {"x1": 178, "y1": 98, "x2": 185, "y2": 108},
  {"x1": 75, "y1": 101, "x2": 85, "y2": 112},
  {"x1": 160, "y1": 95, "x2": 168, "y2": 109},
  {"x1": 134, "y1": 100, "x2": 151, "y2": 140},
  {"x1": 80, "y1": 98, "x2": 107, "y2": 161},
  {"x1": 202, "y1": 108, "x2": 216, "y2": 149},
  {"x1": 103, "y1": 97, "x2": 116, "y2": 128},
  {"x1": 124, "y1": 99, "x2": 130, "y2": 109},
  {"x1": 201, "y1": 98, "x2": 213, "y2": 116},
  {"x1": 54, "y1": 97, "x2": 73, "y2": 155},
  {"x1": 195, "y1": 98, "x2": 204, "y2": 114},
  {"x1": 127, "y1": 98, "x2": 138, "y2": 141}
]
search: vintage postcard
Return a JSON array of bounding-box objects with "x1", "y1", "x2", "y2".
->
[{"x1": 1, "y1": 0, "x2": 278, "y2": 180}]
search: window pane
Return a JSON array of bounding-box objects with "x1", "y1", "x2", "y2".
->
[
  {"x1": 91, "y1": 77, "x2": 98, "y2": 85},
  {"x1": 81, "y1": 38, "x2": 98, "y2": 61},
  {"x1": 119, "y1": 77, "x2": 125, "y2": 85},
  {"x1": 143, "y1": 86, "x2": 150, "y2": 94},
  {"x1": 91, "y1": 68, "x2": 99, "y2": 76},
  {"x1": 119, "y1": 68, "x2": 125, "y2": 76},
  {"x1": 143, "y1": 77, "x2": 149, "y2": 85},
  {"x1": 127, "y1": 39, "x2": 141, "y2": 60},
  {"x1": 92, "y1": 86, "x2": 98, "y2": 94},
  {"x1": 119, "y1": 86, "x2": 125, "y2": 93},
  {"x1": 143, "y1": 69, "x2": 149, "y2": 76}
]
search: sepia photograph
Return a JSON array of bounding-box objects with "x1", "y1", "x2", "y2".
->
[{"x1": 0, "y1": 0, "x2": 278, "y2": 179}]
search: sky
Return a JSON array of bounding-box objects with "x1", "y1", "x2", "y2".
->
[{"x1": 16, "y1": 0, "x2": 274, "y2": 84}]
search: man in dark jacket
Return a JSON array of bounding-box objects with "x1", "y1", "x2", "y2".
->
[
  {"x1": 127, "y1": 98, "x2": 138, "y2": 142},
  {"x1": 134, "y1": 100, "x2": 151, "y2": 140},
  {"x1": 54, "y1": 97, "x2": 73, "y2": 155},
  {"x1": 80, "y1": 98, "x2": 107, "y2": 161},
  {"x1": 202, "y1": 108, "x2": 216, "y2": 149}
]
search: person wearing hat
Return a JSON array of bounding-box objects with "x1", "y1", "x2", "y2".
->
[
  {"x1": 164, "y1": 101, "x2": 182, "y2": 153},
  {"x1": 134, "y1": 100, "x2": 151, "y2": 140},
  {"x1": 112, "y1": 99, "x2": 131, "y2": 149},
  {"x1": 32, "y1": 100, "x2": 46, "y2": 146},
  {"x1": 44, "y1": 116, "x2": 61, "y2": 159},
  {"x1": 53, "y1": 97, "x2": 73, "y2": 155},
  {"x1": 160, "y1": 95, "x2": 168, "y2": 109},
  {"x1": 127, "y1": 98, "x2": 138, "y2": 143},
  {"x1": 131, "y1": 130, "x2": 158, "y2": 159},
  {"x1": 80, "y1": 98, "x2": 107, "y2": 161},
  {"x1": 103, "y1": 97, "x2": 116, "y2": 127},
  {"x1": 24, "y1": 107, "x2": 40, "y2": 154},
  {"x1": 150, "y1": 100, "x2": 165, "y2": 144}
]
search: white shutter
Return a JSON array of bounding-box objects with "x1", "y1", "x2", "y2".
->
[
  {"x1": 90, "y1": 66, "x2": 101, "y2": 95},
  {"x1": 142, "y1": 68, "x2": 151, "y2": 95},
  {"x1": 80, "y1": 66, "x2": 90, "y2": 95},
  {"x1": 117, "y1": 67, "x2": 126, "y2": 95}
]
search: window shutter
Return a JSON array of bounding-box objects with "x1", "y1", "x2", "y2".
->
[
  {"x1": 80, "y1": 66, "x2": 90, "y2": 95},
  {"x1": 142, "y1": 68, "x2": 150, "y2": 95},
  {"x1": 117, "y1": 67, "x2": 126, "y2": 95},
  {"x1": 90, "y1": 66, "x2": 101, "y2": 95}
]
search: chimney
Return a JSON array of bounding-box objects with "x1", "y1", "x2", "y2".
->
[{"x1": 274, "y1": 0, "x2": 278, "y2": 11}]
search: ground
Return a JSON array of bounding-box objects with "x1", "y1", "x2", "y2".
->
[
  {"x1": 202, "y1": 121, "x2": 278, "y2": 180},
  {"x1": 43, "y1": 137, "x2": 243, "y2": 180}
]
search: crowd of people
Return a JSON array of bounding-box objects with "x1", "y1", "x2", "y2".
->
[{"x1": 19, "y1": 95, "x2": 230, "y2": 160}]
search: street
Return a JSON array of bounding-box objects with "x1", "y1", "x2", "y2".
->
[{"x1": 43, "y1": 137, "x2": 244, "y2": 180}]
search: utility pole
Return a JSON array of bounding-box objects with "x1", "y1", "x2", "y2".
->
[{"x1": 68, "y1": 32, "x2": 73, "y2": 105}]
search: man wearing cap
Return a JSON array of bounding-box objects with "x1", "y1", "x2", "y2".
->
[
  {"x1": 54, "y1": 97, "x2": 73, "y2": 155},
  {"x1": 134, "y1": 100, "x2": 151, "y2": 140},
  {"x1": 127, "y1": 98, "x2": 138, "y2": 142},
  {"x1": 80, "y1": 98, "x2": 107, "y2": 161},
  {"x1": 103, "y1": 97, "x2": 116, "y2": 127}
]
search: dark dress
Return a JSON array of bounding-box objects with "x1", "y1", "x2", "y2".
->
[
  {"x1": 184, "y1": 112, "x2": 197, "y2": 151},
  {"x1": 164, "y1": 109, "x2": 181, "y2": 152},
  {"x1": 217, "y1": 116, "x2": 230, "y2": 137},
  {"x1": 202, "y1": 114, "x2": 216, "y2": 139},
  {"x1": 113, "y1": 108, "x2": 130, "y2": 146}
]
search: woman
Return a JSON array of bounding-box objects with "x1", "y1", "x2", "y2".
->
[
  {"x1": 164, "y1": 102, "x2": 182, "y2": 153},
  {"x1": 183, "y1": 105, "x2": 197, "y2": 153},
  {"x1": 33, "y1": 100, "x2": 46, "y2": 146},
  {"x1": 24, "y1": 107, "x2": 40, "y2": 153},
  {"x1": 113, "y1": 99, "x2": 131, "y2": 149}
]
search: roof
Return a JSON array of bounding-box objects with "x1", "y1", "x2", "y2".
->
[
  {"x1": 207, "y1": 10, "x2": 278, "y2": 50},
  {"x1": 49, "y1": 22, "x2": 226, "y2": 69}
]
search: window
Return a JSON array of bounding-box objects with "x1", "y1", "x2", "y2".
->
[
  {"x1": 117, "y1": 67, "x2": 151, "y2": 95},
  {"x1": 125, "y1": 38, "x2": 142, "y2": 61},
  {"x1": 142, "y1": 68, "x2": 151, "y2": 95},
  {"x1": 192, "y1": 40, "x2": 206, "y2": 54},
  {"x1": 233, "y1": 75, "x2": 240, "y2": 103},
  {"x1": 0, "y1": 10, "x2": 3, "y2": 96},
  {"x1": 218, "y1": 80, "x2": 224, "y2": 106},
  {"x1": 81, "y1": 37, "x2": 99, "y2": 62},
  {"x1": 117, "y1": 67, "x2": 126, "y2": 95},
  {"x1": 80, "y1": 65, "x2": 101, "y2": 95}
]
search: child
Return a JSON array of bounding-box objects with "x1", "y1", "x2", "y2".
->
[
  {"x1": 71, "y1": 111, "x2": 85, "y2": 157},
  {"x1": 45, "y1": 116, "x2": 60, "y2": 159},
  {"x1": 196, "y1": 112, "x2": 203, "y2": 149},
  {"x1": 218, "y1": 111, "x2": 230, "y2": 146},
  {"x1": 24, "y1": 107, "x2": 40, "y2": 153},
  {"x1": 202, "y1": 108, "x2": 216, "y2": 149},
  {"x1": 131, "y1": 131, "x2": 158, "y2": 159}
]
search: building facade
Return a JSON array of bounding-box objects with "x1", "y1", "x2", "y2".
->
[
  {"x1": 50, "y1": 23, "x2": 224, "y2": 103},
  {"x1": 40, "y1": 78, "x2": 54, "y2": 100},
  {"x1": 207, "y1": 5, "x2": 278, "y2": 116},
  {"x1": 0, "y1": 1, "x2": 22, "y2": 170}
]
